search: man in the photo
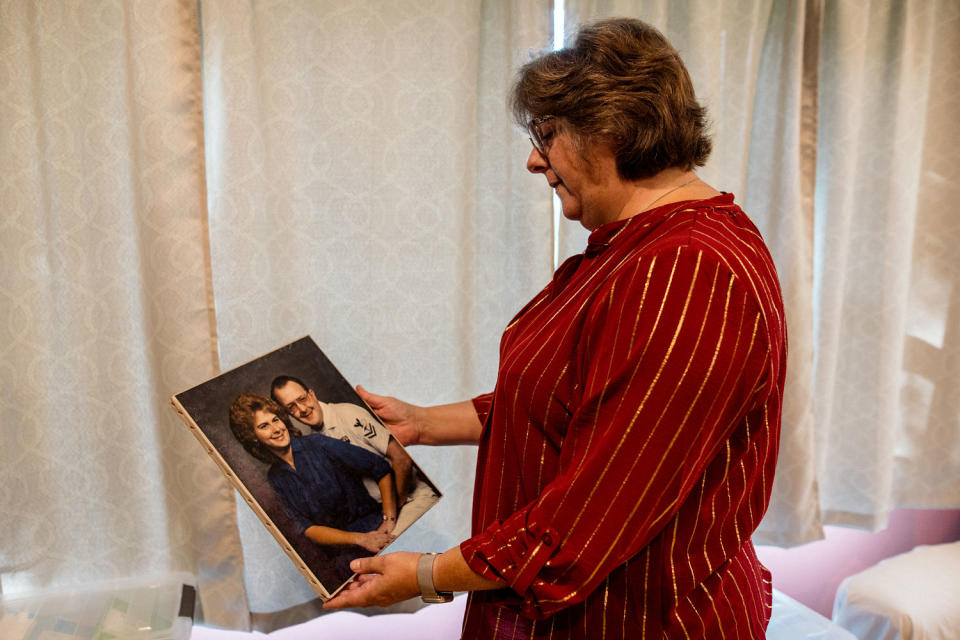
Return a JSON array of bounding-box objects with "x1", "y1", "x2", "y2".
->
[{"x1": 271, "y1": 375, "x2": 416, "y2": 505}]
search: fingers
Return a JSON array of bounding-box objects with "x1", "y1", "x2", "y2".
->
[
  {"x1": 356, "y1": 385, "x2": 382, "y2": 407},
  {"x1": 324, "y1": 570, "x2": 387, "y2": 610},
  {"x1": 323, "y1": 577, "x2": 389, "y2": 610},
  {"x1": 346, "y1": 573, "x2": 378, "y2": 590},
  {"x1": 324, "y1": 586, "x2": 365, "y2": 610},
  {"x1": 324, "y1": 552, "x2": 421, "y2": 610},
  {"x1": 350, "y1": 555, "x2": 384, "y2": 575},
  {"x1": 358, "y1": 530, "x2": 395, "y2": 552}
]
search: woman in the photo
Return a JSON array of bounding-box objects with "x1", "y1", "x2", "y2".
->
[{"x1": 228, "y1": 393, "x2": 398, "y2": 553}]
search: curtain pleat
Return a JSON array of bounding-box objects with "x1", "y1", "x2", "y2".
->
[
  {"x1": 813, "y1": 0, "x2": 960, "y2": 530},
  {"x1": 0, "y1": 0, "x2": 248, "y2": 628},
  {"x1": 740, "y1": 0, "x2": 821, "y2": 545}
]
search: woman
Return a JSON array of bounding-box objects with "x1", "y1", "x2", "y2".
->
[
  {"x1": 325, "y1": 18, "x2": 786, "y2": 640},
  {"x1": 228, "y1": 393, "x2": 398, "y2": 553}
]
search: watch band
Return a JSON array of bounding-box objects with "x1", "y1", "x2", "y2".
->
[{"x1": 416, "y1": 553, "x2": 454, "y2": 603}]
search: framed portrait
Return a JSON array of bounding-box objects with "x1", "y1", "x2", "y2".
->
[{"x1": 171, "y1": 336, "x2": 441, "y2": 600}]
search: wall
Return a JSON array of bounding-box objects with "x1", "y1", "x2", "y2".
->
[{"x1": 755, "y1": 508, "x2": 960, "y2": 617}]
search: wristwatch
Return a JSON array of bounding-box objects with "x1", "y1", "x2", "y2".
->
[{"x1": 416, "y1": 553, "x2": 454, "y2": 604}]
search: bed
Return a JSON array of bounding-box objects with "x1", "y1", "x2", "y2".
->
[
  {"x1": 832, "y1": 542, "x2": 960, "y2": 640},
  {"x1": 190, "y1": 588, "x2": 856, "y2": 639}
]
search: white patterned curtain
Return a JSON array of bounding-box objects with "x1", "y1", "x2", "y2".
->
[
  {"x1": 0, "y1": 0, "x2": 248, "y2": 628},
  {"x1": 813, "y1": 0, "x2": 960, "y2": 530},
  {"x1": 2, "y1": 0, "x2": 554, "y2": 628},
  {"x1": 567, "y1": 0, "x2": 960, "y2": 545},
  {"x1": 199, "y1": 0, "x2": 553, "y2": 621}
]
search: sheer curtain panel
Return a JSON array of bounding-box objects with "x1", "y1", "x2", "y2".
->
[
  {"x1": 813, "y1": 0, "x2": 960, "y2": 529},
  {"x1": 200, "y1": 0, "x2": 553, "y2": 619},
  {"x1": 0, "y1": 0, "x2": 248, "y2": 628}
]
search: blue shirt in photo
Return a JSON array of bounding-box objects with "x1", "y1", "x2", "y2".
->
[{"x1": 267, "y1": 433, "x2": 391, "y2": 535}]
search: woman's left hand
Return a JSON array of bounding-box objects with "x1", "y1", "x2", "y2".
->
[
  {"x1": 376, "y1": 517, "x2": 397, "y2": 535},
  {"x1": 324, "y1": 552, "x2": 421, "y2": 609}
]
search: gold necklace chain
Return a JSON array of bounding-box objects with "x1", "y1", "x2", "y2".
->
[{"x1": 639, "y1": 176, "x2": 699, "y2": 213}]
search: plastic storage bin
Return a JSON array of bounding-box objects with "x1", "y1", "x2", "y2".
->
[{"x1": 0, "y1": 572, "x2": 194, "y2": 640}]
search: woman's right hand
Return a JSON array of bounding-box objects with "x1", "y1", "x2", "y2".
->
[
  {"x1": 355, "y1": 530, "x2": 395, "y2": 553},
  {"x1": 356, "y1": 385, "x2": 422, "y2": 446}
]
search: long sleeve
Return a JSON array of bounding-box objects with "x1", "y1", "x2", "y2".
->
[
  {"x1": 460, "y1": 243, "x2": 776, "y2": 619},
  {"x1": 472, "y1": 392, "x2": 494, "y2": 427}
]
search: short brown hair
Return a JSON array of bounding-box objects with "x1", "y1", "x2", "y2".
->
[
  {"x1": 228, "y1": 392, "x2": 302, "y2": 464},
  {"x1": 511, "y1": 17, "x2": 711, "y2": 180}
]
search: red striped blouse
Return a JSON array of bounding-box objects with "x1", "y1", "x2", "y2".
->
[{"x1": 459, "y1": 194, "x2": 786, "y2": 639}]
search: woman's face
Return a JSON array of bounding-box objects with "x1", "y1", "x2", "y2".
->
[
  {"x1": 253, "y1": 410, "x2": 291, "y2": 453},
  {"x1": 525, "y1": 119, "x2": 625, "y2": 230}
]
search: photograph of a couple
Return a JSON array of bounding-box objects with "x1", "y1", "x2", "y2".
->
[{"x1": 172, "y1": 337, "x2": 441, "y2": 599}]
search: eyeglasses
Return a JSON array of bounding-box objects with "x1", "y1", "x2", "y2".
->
[{"x1": 527, "y1": 115, "x2": 555, "y2": 153}]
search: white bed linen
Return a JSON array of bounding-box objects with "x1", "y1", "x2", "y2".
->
[
  {"x1": 769, "y1": 589, "x2": 857, "y2": 639},
  {"x1": 190, "y1": 588, "x2": 856, "y2": 639},
  {"x1": 833, "y1": 542, "x2": 960, "y2": 640}
]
